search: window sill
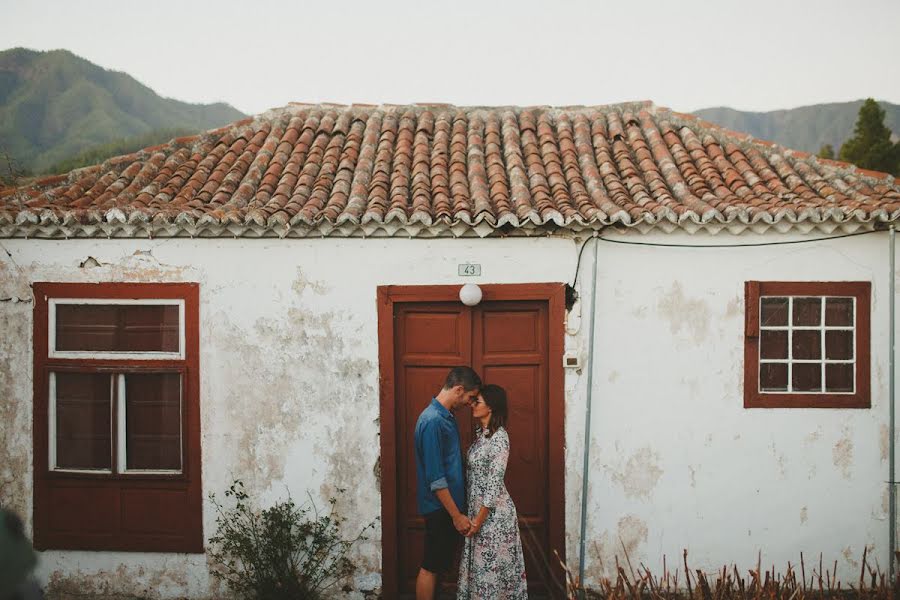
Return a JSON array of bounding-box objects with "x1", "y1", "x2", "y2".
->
[{"x1": 745, "y1": 392, "x2": 870, "y2": 409}]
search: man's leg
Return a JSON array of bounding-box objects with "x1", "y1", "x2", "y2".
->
[{"x1": 416, "y1": 567, "x2": 438, "y2": 600}]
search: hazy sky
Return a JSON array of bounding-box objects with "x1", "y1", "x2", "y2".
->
[{"x1": 4, "y1": 0, "x2": 899, "y2": 117}]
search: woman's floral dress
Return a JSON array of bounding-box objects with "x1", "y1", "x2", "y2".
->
[{"x1": 457, "y1": 426, "x2": 528, "y2": 599}]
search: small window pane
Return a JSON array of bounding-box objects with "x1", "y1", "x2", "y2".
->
[
  {"x1": 825, "y1": 298, "x2": 854, "y2": 326},
  {"x1": 825, "y1": 330, "x2": 854, "y2": 360},
  {"x1": 761, "y1": 297, "x2": 788, "y2": 326},
  {"x1": 792, "y1": 297, "x2": 821, "y2": 326},
  {"x1": 125, "y1": 373, "x2": 182, "y2": 470},
  {"x1": 792, "y1": 330, "x2": 821, "y2": 360},
  {"x1": 760, "y1": 363, "x2": 788, "y2": 391},
  {"x1": 826, "y1": 363, "x2": 854, "y2": 392},
  {"x1": 792, "y1": 363, "x2": 822, "y2": 392},
  {"x1": 760, "y1": 330, "x2": 788, "y2": 359},
  {"x1": 55, "y1": 373, "x2": 111, "y2": 469},
  {"x1": 56, "y1": 304, "x2": 179, "y2": 353}
]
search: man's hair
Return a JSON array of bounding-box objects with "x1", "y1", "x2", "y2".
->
[{"x1": 442, "y1": 366, "x2": 481, "y2": 392}]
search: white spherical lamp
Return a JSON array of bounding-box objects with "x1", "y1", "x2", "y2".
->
[{"x1": 459, "y1": 283, "x2": 483, "y2": 306}]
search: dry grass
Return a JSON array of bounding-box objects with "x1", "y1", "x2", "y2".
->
[{"x1": 556, "y1": 547, "x2": 897, "y2": 600}]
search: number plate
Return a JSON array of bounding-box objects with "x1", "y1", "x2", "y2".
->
[{"x1": 458, "y1": 263, "x2": 482, "y2": 277}]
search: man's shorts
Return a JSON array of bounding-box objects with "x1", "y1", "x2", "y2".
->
[{"x1": 421, "y1": 508, "x2": 460, "y2": 574}]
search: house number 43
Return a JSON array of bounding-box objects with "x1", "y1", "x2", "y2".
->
[{"x1": 458, "y1": 263, "x2": 482, "y2": 277}]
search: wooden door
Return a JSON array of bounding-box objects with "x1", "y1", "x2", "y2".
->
[{"x1": 392, "y1": 299, "x2": 557, "y2": 597}]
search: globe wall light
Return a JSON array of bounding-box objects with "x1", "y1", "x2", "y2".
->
[{"x1": 459, "y1": 283, "x2": 483, "y2": 306}]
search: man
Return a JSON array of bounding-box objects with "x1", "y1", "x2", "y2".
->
[{"x1": 414, "y1": 366, "x2": 482, "y2": 600}]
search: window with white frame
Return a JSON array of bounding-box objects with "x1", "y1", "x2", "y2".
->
[
  {"x1": 33, "y1": 283, "x2": 202, "y2": 553},
  {"x1": 47, "y1": 299, "x2": 184, "y2": 474},
  {"x1": 744, "y1": 281, "x2": 870, "y2": 409}
]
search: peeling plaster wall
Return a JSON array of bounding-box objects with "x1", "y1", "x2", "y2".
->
[
  {"x1": 565, "y1": 230, "x2": 895, "y2": 586},
  {"x1": 1, "y1": 231, "x2": 896, "y2": 597},
  {"x1": 0, "y1": 237, "x2": 575, "y2": 599}
]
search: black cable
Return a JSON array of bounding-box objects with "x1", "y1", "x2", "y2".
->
[
  {"x1": 595, "y1": 228, "x2": 882, "y2": 248},
  {"x1": 570, "y1": 235, "x2": 595, "y2": 287}
]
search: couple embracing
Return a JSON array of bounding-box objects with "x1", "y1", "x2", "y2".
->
[{"x1": 414, "y1": 367, "x2": 528, "y2": 600}]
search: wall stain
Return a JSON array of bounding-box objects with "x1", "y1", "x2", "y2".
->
[
  {"x1": 45, "y1": 562, "x2": 193, "y2": 600},
  {"x1": 842, "y1": 546, "x2": 859, "y2": 570},
  {"x1": 805, "y1": 428, "x2": 823, "y2": 445},
  {"x1": 724, "y1": 295, "x2": 742, "y2": 318},
  {"x1": 585, "y1": 531, "x2": 612, "y2": 582},
  {"x1": 656, "y1": 282, "x2": 710, "y2": 344},
  {"x1": 832, "y1": 433, "x2": 853, "y2": 480},
  {"x1": 0, "y1": 258, "x2": 32, "y2": 302},
  {"x1": 617, "y1": 515, "x2": 648, "y2": 560},
  {"x1": 800, "y1": 506, "x2": 808, "y2": 524},
  {"x1": 881, "y1": 424, "x2": 890, "y2": 462},
  {"x1": 770, "y1": 443, "x2": 787, "y2": 479},
  {"x1": 0, "y1": 260, "x2": 32, "y2": 530},
  {"x1": 606, "y1": 447, "x2": 663, "y2": 499}
]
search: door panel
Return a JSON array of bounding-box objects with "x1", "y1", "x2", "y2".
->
[
  {"x1": 395, "y1": 299, "x2": 552, "y2": 597},
  {"x1": 475, "y1": 302, "x2": 551, "y2": 595},
  {"x1": 395, "y1": 305, "x2": 473, "y2": 593}
]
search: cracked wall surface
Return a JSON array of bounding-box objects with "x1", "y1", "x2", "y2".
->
[{"x1": 1, "y1": 230, "x2": 898, "y2": 597}]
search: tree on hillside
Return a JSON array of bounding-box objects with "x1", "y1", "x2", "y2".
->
[
  {"x1": 1, "y1": 148, "x2": 31, "y2": 187},
  {"x1": 838, "y1": 98, "x2": 900, "y2": 176},
  {"x1": 817, "y1": 144, "x2": 835, "y2": 159}
]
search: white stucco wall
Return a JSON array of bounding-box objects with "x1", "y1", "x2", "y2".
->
[
  {"x1": 567, "y1": 230, "x2": 895, "y2": 587},
  {"x1": 0, "y1": 230, "x2": 895, "y2": 597}
]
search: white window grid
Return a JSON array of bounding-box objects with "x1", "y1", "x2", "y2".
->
[
  {"x1": 48, "y1": 298, "x2": 185, "y2": 360},
  {"x1": 48, "y1": 372, "x2": 184, "y2": 475},
  {"x1": 758, "y1": 295, "x2": 856, "y2": 394}
]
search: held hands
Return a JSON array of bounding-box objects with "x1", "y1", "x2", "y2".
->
[
  {"x1": 452, "y1": 513, "x2": 483, "y2": 537},
  {"x1": 452, "y1": 513, "x2": 472, "y2": 535},
  {"x1": 464, "y1": 518, "x2": 483, "y2": 538}
]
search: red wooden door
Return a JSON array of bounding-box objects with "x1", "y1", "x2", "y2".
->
[{"x1": 393, "y1": 300, "x2": 554, "y2": 597}]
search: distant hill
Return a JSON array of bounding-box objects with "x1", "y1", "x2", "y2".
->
[
  {"x1": 693, "y1": 100, "x2": 900, "y2": 155},
  {"x1": 0, "y1": 48, "x2": 245, "y2": 176}
]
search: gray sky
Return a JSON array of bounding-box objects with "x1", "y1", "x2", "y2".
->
[{"x1": 4, "y1": 0, "x2": 899, "y2": 117}]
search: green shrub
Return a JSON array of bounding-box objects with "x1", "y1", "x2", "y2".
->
[{"x1": 208, "y1": 480, "x2": 375, "y2": 600}]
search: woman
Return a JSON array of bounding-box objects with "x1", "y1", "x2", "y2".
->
[{"x1": 457, "y1": 384, "x2": 528, "y2": 599}]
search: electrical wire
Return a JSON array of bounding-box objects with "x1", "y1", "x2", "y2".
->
[
  {"x1": 595, "y1": 228, "x2": 882, "y2": 248},
  {"x1": 572, "y1": 229, "x2": 883, "y2": 287},
  {"x1": 570, "y1": 234, "x2": 597, "y2": 287}
]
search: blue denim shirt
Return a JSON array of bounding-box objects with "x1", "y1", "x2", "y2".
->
[{"x1": 414, "y1": 398, "x2": 466, "y2": 515}]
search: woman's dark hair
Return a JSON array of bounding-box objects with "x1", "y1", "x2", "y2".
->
[{"x1": 480, "y1": 384, "x2": 508, "y2": 438}]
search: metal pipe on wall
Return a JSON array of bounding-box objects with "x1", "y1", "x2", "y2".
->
[
  {"x1": 578, "y1": 236, "x2": 600, "y2": 595},
  {"x1": 890, "y1": 224, "x2": 896, "y2": 583}
]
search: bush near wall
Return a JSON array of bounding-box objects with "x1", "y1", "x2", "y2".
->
[{"x1": 207, "y1": 480, "x2": 376, "y2": 600}]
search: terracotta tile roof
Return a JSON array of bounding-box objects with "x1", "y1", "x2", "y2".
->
[{"x1": 2, "y1": 102, "x2": 899, "y2": 238}]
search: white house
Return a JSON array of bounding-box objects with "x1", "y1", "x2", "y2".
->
[{"x1": 2, "y1": 102, "x2": 900, "y2": 599}]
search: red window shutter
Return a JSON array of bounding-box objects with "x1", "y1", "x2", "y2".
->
[{"x1": 745, "y1": 281, "x2": 759, "y2": 338}]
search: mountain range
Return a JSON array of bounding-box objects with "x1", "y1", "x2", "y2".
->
[
  {"x1": 1, "y1": 48, "x2": 898, "y2": 180},
  {"x1": 0, "y1": 48, "x2": 244, "y2": 176},
  {"x1": 694, "y1": 101, "x2": 900, "y2": 155}
]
